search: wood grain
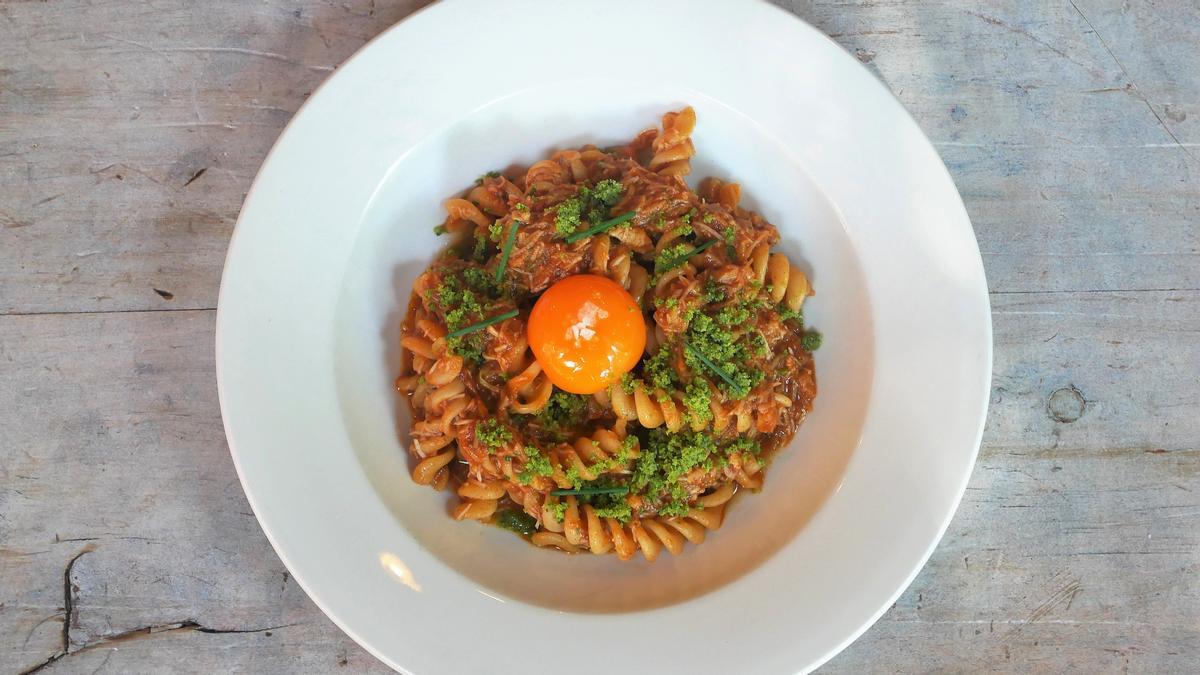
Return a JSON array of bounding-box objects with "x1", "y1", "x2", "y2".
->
[{"x1": 1, "y1": 0, "x2": 1197, "y2": 672}]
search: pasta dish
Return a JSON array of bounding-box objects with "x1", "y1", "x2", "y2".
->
[{"x1": 396, "y1": 108, "x2": 819, "y2": 561}]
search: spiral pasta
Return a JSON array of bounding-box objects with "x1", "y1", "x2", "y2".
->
[
  {"x1": 649, "y1": 106, "x2": 696, "y2": 176},
  {"x1": 396, "y1": 107, "x2": 820, "y2": 561},
  {"x1": 532, "y1": 502, "x2": 728, "y2": 561},
  {"x1": 609, "y1": 380, "x2": 692, "y2": 432}
]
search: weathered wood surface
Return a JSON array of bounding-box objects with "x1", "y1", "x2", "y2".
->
[{"x1": 1, "y1": 1, "x2": 1196, "y2": 672}]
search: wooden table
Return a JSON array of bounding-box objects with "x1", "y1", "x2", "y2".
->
[{"x1": 3, "y1": 1, "x2": 1196, "y2": 672}]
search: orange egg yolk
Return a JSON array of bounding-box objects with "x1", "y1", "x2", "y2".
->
[{"x1": 527, "y1": 274, "x2": 646, "y2": 395}]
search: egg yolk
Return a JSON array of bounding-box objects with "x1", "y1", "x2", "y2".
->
[{"x1": 527, "y1": 274, "x2": 646, "y2": 395}]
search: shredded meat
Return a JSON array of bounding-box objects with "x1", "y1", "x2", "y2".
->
[{"x1": 505, "y1": 226, "x2": 589, "y2": 294}]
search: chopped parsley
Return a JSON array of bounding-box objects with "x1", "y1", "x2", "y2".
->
[
  {"x1": 752, "y1": 331, "x2": 771, "y2": 358},
  {"x1": 594, "y1": 501, "x2": 633, "y2": 522},
  {"x1": 474, "y1": 170, "x2": 501, "y2": 186},
  {"x1": 702, "y1": 278, "x2": 724, "y2": 303},
  {"x1": 532, "y1": 391, "x2": 589, "y2": 439},
  {"x1": 433, "y1": 224, "x2": 448, "y2": 236},
  {"x1": 722, "y1": 225, "x2": 737, "y2": 257},
  {"x1": 654, "y1": 243, "x2": 691, "y2": 275},
  {"x1": 632, "y1": 429, "x2": 720, "y2": 517},
  {"x1": 590, "y1": 179, "x2": 623, "y2": 207},
  {"x1": 654, "y1": 240, "x2": 716, "y2": 275},
  {"x1": 727, "y1": 437, "x2": 763, "y2": 457},
  {"x1": 683, "y1": 312, "x2": 764, "y2": 399},
  {"x1": 471, "y1": 230, "x2": 488, "y2": 261},
  {"x1": 546, "y1": 500, "x2": 569, "y2": 522},
  {"x1": 717, "y1": 302, "x2": 751, "y2": 326},
  {"x1": 555, "y1": 197, "x2": 584, "y2": 236},
  {"x1": 620, "y1": 373, "x2": 637, "y2": 394},
  {"x1": 462, "y1": 267, "x2": 499, "y2": 297},
  {"x1": 682, "y1": 380, "x2": 713, "y2": 426},
  {"x1": 517, "y1": 445, "x2": 554, "y2": 484},
  {"x1": 802, "y1": 330, "x2": 823, "y2": 351},
  {"x1": 643, "y1": 347, "x2": 678, "y2": 391},
  {"x1": 563, "y1": 464, "x2": 583, "y2": 489},
  {"x1": 475, "y1": 418, "x2": 511, "y2": 452},
  {"x1": 569, "y1": 475, "x2": 634, "y2": 522},
  {"x1": 438, "y1": 276, "x2": 487, "y2": 362},
  {"x1": 434, "y1": 266, "x2": 514, "y2": 362},
  {"x1": 553, "y1": 180, "x2": 625, "y2": 238},
  {"x1": 778, "y1": 304, "x2": 803, "y2": 324}
]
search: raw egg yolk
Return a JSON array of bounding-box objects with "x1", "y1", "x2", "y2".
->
[{"x1": 527, "y1": 274, "x2": 646, "y2": 395}]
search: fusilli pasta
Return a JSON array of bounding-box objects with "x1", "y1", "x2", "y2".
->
[{"x1": 396, "y1": 107, "x2": 820, "y2": 561}]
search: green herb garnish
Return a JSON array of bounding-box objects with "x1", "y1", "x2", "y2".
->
[
  {"x1": 517, "y1": 446, "x2": 554, "y2": 484},
  {"x1": 619, "y1": 373, "x2": 637, "y2": 395},
  {"x1": 495, "y1": 220, "x2": 520, "y2": 283},
  {"x1": 495, "y1": 509, "x2": 538, "y2": 536},
  {"x1": 686, "y1": 343, "x2": 740, "y2": 390},
  {"x1": 631, "y1": 429, "x2": 720, "y2": 516},
  {"x1": 475, "y1": 418, "x2": 511, "y2": 452},
  {"x1": 778, "y1": 304, "x2": 803, "y2": 324},
  {"x1": 475, "y1": 170, "x2": 501, "y2": 186},
  {"x1": 550, "y1": 486, "x2": 630, "y2": 497},
  {"x1": 564, "y1": 211, "x2": 636, "y2": 244},
  {"x1": 445, "y1": 309, "x2": 518, "y2": 339},
  {"x1": 643, "y1": 347, "x2": 678, "y2": 391},
  {"x1": 802, "y1": 330, "x2": 823, "y2": 351},
  {"x1": 532, "y1": 391, "x2": 589, "y2": 440},
  {"x1": 546, "y1": 500, "x2": 569, "y2": 522},
  {"x1": 702, "y1": 278, "x2": 724, "y2": 303},
  {"x1": 591, "y1": 179, "x2": 623, "y2": 205},
  {"x1": 554, "y1": 197, "x2": 584, "y2": 236},
  {"x1": 682, "y1": 380, "x2": 713, "y2": 425},
  {"x1": 655, "y1": 239, "x2": 716, "y2": 274}
]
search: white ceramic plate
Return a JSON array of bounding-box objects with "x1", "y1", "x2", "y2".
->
[{"x1": 217, "y1": 0, "x2": 991, "y2": 672}]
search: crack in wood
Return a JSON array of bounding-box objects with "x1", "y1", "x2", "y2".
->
[
  {"x1": 1, "y1": 307, "x2": 215, "y2": 318},
  {"x1": 182, "y1": 167, "x2": 207, "y2": 188},
  {"x1": 1067, "y1": 0, "x2": 1199, "y2": 165},
  {"x1": 19, "y1": 545, "x2": 300, "y2": 674},
  {"x1": 62, "y1": 548, "x2": 92, "y2": 653}
]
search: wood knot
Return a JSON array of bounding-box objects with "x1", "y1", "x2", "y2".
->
[{"x1": 1047, "y1": 385, "x2": 1086, "y2": 423}]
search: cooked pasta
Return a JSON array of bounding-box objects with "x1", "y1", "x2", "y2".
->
[{"x1": 396, "y1": 107, "x2": 820, "y2": 561}]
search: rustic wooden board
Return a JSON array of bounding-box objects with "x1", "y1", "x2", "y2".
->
[{"x1": 1, "y1": 1, "x2": 1196, "y2": 673}]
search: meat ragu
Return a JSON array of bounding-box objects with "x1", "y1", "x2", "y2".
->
[{"x1": 395, "y1": 107, "x2": 821, "y2": 562}]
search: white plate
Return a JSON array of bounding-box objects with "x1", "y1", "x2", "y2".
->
[{"x1": 216, "y1": 0, "x2": 991, "y2": 672}]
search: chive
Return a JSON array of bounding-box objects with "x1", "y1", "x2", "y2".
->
[
  {"x1": 446, "y1": 309, "x2": 518, "y2": 339},
  {"x1": 550, "y1": 486, "x2": 630, "y2": 497},
  {"x1": 686, "y1": 343, "x2": 740, "y2": 390},
  {"x1": 495, "y1": 219, "x2": 520, "y2": 283},
  {"x1": 657, "y1": 239, "x2": 716, "y2": 273},
  {"x1": 564, "y1": 211, "x2": 636, "y2": 243}
]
